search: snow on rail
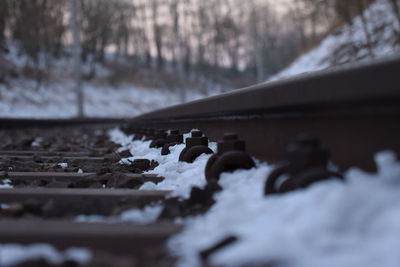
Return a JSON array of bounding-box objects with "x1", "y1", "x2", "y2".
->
[{"x1": 109, "y1": 128, "x2": 400, "y2": 267}]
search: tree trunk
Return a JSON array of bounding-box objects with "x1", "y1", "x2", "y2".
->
[{"x1": 357, "y1": 0, "x2": 374, "y2": 57}]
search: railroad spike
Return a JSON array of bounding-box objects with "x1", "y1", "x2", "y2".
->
[
  {"x1": 158, "y1": 180, "x2": 222, "y2": 219},
  {"x1": 205, "y1": 133, "x2": 255, "y2": 181},
  {"x1": 161, "y1": 129, "x2": 184, "y2": 155},
  {"x1": 133, "y1": 128, "x2": 145, "y2": 140},
  {"x1": 264, "y1": 133, "x2": 343, "y2": 195},
  {"x1": 127, "y1": 158, "x2": 159, "y2": 172},
  {"x1": 178, "y1": 130, "x2": 213, "y2": 163},
  {"x1": 149, "y1": 129, "x2": 168, "y2": 148},
  {"x1": 143, "y1": 129, "x2": 155, "y2": 141}
]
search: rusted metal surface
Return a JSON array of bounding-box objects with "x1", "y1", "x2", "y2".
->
[
  {"x1": 135, "y1": 113, "x2": 400, "y2": 172},
  {"x1": 7, "y1": 172, "x2": 163, "y2": 183},
  {"x1": 0, "y1": 150, "x2": 101, "y2": 157},
  {"x1": 0, "y1": 188, "x2": 168, "y2": 203},
  {"x1": 128, "y1": 56, "x2": 400, "y2": 171},
  {"x1": 4, "y1": 172, "x2": 164, "y2": 190},
  {"x1": 205, "y1": 133, "x2": 255, "y2": 181},
  {"x1": 1, "y1": 155, "x2": 105, "y2": 162},
  {"x1": 0, "y1": 188, "x2": 169, "y2": 215},
  {"x1": 0, "y1": 219, "x2": 181, "y2": 255},
  {"x1": 264, "y1": 134, "x2": 343, "y2": 195},
  {"x1": 179, "y1": 130, "x2": 213, "y2": 163}
]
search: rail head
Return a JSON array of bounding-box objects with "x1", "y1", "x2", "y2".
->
[{"x1": 131, "y1": 55, "x2": 400, "y2": 123}]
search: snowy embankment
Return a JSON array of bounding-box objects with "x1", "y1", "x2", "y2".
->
[
  {"x1": 107, "y1": 128, "x2": 400, "y2": 267},
  {"x1": 270, "y1": 0, "x2": 400, "y2": 81}
]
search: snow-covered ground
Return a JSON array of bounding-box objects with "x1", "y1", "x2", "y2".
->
[
  {"x1": 0, "y1": 40, "x2": 220, "y2": 118},
  {"x1": 270, "y1": 0, "x2": 400, "y2": 81},
  {"x1": 0, "y1": 79, "x2": 213, "y2": 118},
  {"x1": 108, "y1": 128, "x2": 400, "y2": 267}
]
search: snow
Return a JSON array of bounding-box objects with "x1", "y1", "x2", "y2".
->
[
  {"x1": 1, "y1": 203, "x2": 10, "y2": 209},
  {"x1": 0, "y1": 178, "x2": 13, "y2": 189},
  {"x1": 168, "y1": 151, "x2": 400, "y2": 267},
  {"x1": 0, "y1": 79, "x2": 212, "y2": 118},
  {"x1": 270, "y1": 0, "x2": 400, "y2": 81},
  {"x1": 0, "y1": 40, "x2": 220, "y2": 119},
  {"x1": 109, "y1": 129, "x2": 400, "y2": 267},
  {"x1": 31, "y1": 137, "x2": 43, "y2": 147},
  {"x1": 75, "y1": 205, "x2": 163, "y2": 224},
  {"x1": 1, "y1": 38, "x2": 221, "y2": 118},
  {"x1": 57, "y1": 162, "x2": 68, "y2": 168},
  {"x1": 109, "y1": 128, "x2": 217, "y2": 199},
  {"x1": 0, "y1": 243, "x2": 91, "y2": 267}
]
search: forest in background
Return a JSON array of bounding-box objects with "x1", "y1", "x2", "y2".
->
[{"x1": 1, "y1": 0, "x2": 400, "y2": 92}]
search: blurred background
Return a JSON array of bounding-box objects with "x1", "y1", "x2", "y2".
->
[{"x1": 0, "y1": 0, "x2": 399, "y2": 118}]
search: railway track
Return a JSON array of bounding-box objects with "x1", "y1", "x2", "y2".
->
[
  {"x1": 1, "y1": 56, "x2": 400, "y2": 267},
  {"x1": 0, "y1": 123, "x2": 180, "y2": 266}
]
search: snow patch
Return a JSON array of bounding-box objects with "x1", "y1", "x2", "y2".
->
[
  {"x1": 0, "y1": 178, "x2": 13, "y2": 189},
  {"x1": 109, "y1": 128, "x2": 217, "y2": 199},
  {"x1": 0, "y1": 244, "x2": 91, "y2": 267},
  {"x1": 31, "y1": 137, "x2": 43, "y2": 147},
  {"x1": 57, "y1": 162, "x2": 68, "y2": 168},
  {"x1": 75, "y1": 205, "x2": 163, "y2": 224},
  {"x1": 169, "y1": 151, "x2": 400, "y2": 267}
]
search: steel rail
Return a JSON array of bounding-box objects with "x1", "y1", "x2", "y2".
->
[
  {"x1": 0, "y1": 220, "x2": 181, "y2": 255},
  {"x1": 7, "y1": 172, "x2": 162, "y2": 182},
  {"x1": 128, "y1": 56, "x2": 400, "y2": 171},
  {"x1": 0, "y1": 188, "x2": 169, "y2": 214}
]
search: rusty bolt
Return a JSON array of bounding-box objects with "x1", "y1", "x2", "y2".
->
[
  {"x1": 133, "y1": 128, "x2": 145, "y2": 140},
  {"x1": 154, "y1": 129, "x2": 167, "y2": 140},
  {"x1": 205, "y1": 133, "x2": 255, "y2": 181},
  {"x1": 150, "y1": 129, "x2": 168, "y2": 148},
  {"x1": 185, "y1": 130, "x2": 208, "y2": 148},
  {"x1": 286, "y1": 133, "x2": 329, "y2": 175},
  {"x1": 167, "y1": 129, "x2": 183, "y2": 144},
  {"x1": 144, "y1": 129, "x2": 155, "y2": 141},
  {"x1": 217, "y1": 133, "x2": 245, "y2": 155},
  {"x1": 264, "y1": 134, "x2": 342, "y2": 195},
  {"x1": 161, "y1": 130, "x2": 184, "y2": 155},
  {"x1": 179, "y1": 130, "x2": 213, "y2": 162}
]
